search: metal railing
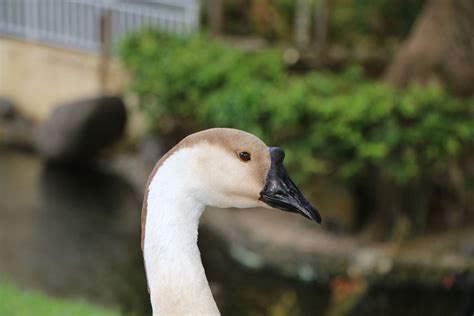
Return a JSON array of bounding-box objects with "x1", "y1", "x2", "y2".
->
[{"x1": 0, "y1": 0, "x2": 199, "y2": 52}]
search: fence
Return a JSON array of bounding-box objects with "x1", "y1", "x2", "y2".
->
[{"x1": 0, "y1": 0, "x2": 199, "y2": 53}]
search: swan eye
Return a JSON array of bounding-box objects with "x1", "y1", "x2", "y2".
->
[{"x1": 239, "y1": 151, "x2": 251, "y2": 162}]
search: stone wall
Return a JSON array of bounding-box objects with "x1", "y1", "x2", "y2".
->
[{"x1": 0, "y1": 37, "x2": 128, "y2": 122}]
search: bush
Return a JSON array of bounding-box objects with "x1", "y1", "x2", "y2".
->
[{"x1": 120, "y1": 30, "x2": 474, "y2": 232}]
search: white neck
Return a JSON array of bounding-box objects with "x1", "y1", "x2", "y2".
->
[{"x1": 144, "y1": 148, "x2": 220, "y2": 316}]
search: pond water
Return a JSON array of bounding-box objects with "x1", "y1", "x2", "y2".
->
[{"x1": 0, "y1": 148, "x2": 468, "y2": 316}]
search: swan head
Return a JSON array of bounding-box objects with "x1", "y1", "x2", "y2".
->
[
  {"x1": 142, "y1": 128, "x2": 321, "y2": 313},
  {"x1": 173, "y1": 128, "x2": 322, "y2": 223}
]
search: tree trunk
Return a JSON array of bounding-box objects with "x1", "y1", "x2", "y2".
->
[
  {"x1": 313, "y1": 0, "x2": 328, "y2": 58},
  {"x1": 207, "y1": 0, "x2": 223, "y2": 37},
  {"x1": 294, "y1": 0, "x2": 311, "y2": 51},
  {"x1": 384, "y1": 0, "x2": 474, "y2": 96}
]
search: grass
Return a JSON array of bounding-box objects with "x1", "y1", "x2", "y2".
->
[{"x1": 0, "y1": 282, "x2": 120, "y2": 316}]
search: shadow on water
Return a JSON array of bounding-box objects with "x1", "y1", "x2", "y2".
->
[
  {"x1": 352, "y1": 283, "x2": 469, "y2": 316},
  {"x1": 0, "y1": 148, "x2": 471, "y2": 316},
  {"x1": 0, "y1": 149, "x2": 150, "y2": 315}
]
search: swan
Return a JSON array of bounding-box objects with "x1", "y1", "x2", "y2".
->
[{"x1": 141, "y1": 128, "x2": 321, "y2": 315}]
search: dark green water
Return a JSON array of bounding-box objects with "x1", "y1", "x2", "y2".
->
[{"x1": 0, "y1": 149, "x2": 469, "y2": 316}]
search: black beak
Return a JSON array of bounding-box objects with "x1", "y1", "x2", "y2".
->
[{"x1": 259, "y1": 147, "x2": 322, "y2": 223}]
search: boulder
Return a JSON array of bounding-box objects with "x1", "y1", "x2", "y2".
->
[
  {"x1": 0, "y1": 97, "x2": 17, "y2": 120},
  {"x1": 36, "y1": 96, "x2": 127, "y2": 162},
  {"x1": 0, "y1": 97, "x2": 35, "y2": 149},
  {"x1": 0, "y1": 116, "x2": 35, "y2": 149}
]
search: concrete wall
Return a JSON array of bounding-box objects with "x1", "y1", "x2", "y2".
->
[{"x1": 0, "y1": 37, "x2": 128, "y2": 122}]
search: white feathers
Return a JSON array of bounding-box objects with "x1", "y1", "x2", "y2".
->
[
  {"x1": 145, "y1": 146, "x2": 219, "y2": 315},
  {"x1": 144, "y1": 142, "x2": 269, "y2": 315}
]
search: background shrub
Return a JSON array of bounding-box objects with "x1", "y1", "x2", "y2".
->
[{"x1": 120, "y1": 30, "x2": 474, "y2": 233}]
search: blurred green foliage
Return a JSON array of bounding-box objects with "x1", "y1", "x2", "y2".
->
[
  {"x1": 221, "y1": 0, "x2": 425, "y2": 46},
  {"x1": 329, "y1": 0, "x2": 426, "y2": 46},
  {"x1": 120, "y1": 30, "x2": 474, "y2": 188}
]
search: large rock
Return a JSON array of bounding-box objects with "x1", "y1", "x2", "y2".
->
[
  {"x1": 0, "y1": 97, "x2": 17, "y2": 120},
  {"x1": 36, "y1": 96, "x2": 127, "y2": 162},
  {"x1": 0, "y1": 97, "x2": 35, "y2": 149}
]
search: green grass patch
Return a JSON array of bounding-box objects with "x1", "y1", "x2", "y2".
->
[{"x1": 0, "y1": 282, "x2": 120, "y2": 316}]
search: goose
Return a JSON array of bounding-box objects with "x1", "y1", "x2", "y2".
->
[{"x1": 141, "y1": 128, "x2": 321, "y2": 315}]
